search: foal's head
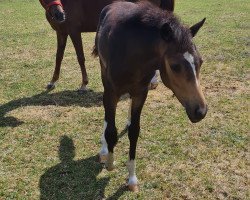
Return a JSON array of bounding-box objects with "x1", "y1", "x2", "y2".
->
[
  {"x1": 159, "y1": 17, "x2": 207, "y2": 123},
  {"x1": 39, "y1": 0, "x2": 65, "y2": 23}
]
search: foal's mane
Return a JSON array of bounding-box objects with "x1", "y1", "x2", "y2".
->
[
  {"x1": 135, "y1": 1, "x2": 193, "y2": 51},
  {"x1": 92, "y1": 1, "x2": 193, "y2": 57}
]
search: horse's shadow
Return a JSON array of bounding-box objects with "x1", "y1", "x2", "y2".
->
[
  {"x1": 39, "y1": 136, "x2": 127, "y2": 200},
  {"x1": 0, "y1": 90, "x2": 103, "y2": 127}
]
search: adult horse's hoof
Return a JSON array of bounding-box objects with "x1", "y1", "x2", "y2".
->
[
  {"x1": 78, "y1": 89, "x2": 88, "y2": 94},
  {"x1": 99, "y1": 154, "x2": 108, "y2": 164},
  {"x1": 78, "y1": 85, "x2": 88, "y2": 94},
  {"x1": 128, "y1": 184, "x2": 139, "y2": 192},
  {"x1": 46, "y1": 82, "x2": 55, "y2": 90}
]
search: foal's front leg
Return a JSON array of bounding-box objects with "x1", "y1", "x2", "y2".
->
[
  {"x1": 127, "y1": 90, "x2": 148, "y2": 192},
  {"x1": 99, "y1": 89, "x2": 119, "y2": 171}
]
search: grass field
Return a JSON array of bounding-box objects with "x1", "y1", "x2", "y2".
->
[{"x1": 0, "y1": 0, "x2": 249, "y2": 199}]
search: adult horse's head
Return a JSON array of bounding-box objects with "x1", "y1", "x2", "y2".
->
[
  {"x1": 39, "y1": 0, "x2": 66, "y2": 23},
  {"x1": 159, "y1": 18, "x2": 207, "y2": 123}
]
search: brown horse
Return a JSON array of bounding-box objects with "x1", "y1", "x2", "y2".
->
[
  {"x1": 93, "y1": 1, "x2": 207, "y2": 192},
  {"x1": 39, "y1": 0, "x2": 175, "y2": 92}
]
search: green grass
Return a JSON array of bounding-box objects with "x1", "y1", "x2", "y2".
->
[{"x1": 0, "y1": 0, "x2": 249, "y2": 199}]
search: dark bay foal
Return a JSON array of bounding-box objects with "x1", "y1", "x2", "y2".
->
[
  {"x1": 93, "y1": 1, "x2": 207, "y2": 191},
  {"x1": 39, "y1": 0, "x2": 175, "y2": 92}
]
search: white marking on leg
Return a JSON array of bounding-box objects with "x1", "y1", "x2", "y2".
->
[
  {"x1": 183, "y1": 52, "x2": 198, "y2": 84},
  {"x1": 100, "y1": 121, "x2": 108, "y2": 156},
  {"x1": 150, "y1": 70, "x2": 159, "y2": 84},
  {"x1": 127, "y1": 160, "x2": 138, "y2": 185}
]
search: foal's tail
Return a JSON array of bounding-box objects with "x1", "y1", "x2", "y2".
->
[{"x1": 92, "y1": 5, "x2": 111, "y2": 58}]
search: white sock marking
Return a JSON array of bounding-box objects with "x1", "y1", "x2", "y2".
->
[
  {"x1": 127, "y1": 160, "x2": 138, "y2": 185},
  {"x1": 100, "y1": 121, "x2": 108, "y2": 155},
  {"x1": 183, "y1": 52, "x2": 198, "y2": 84},
  {"x1": 150, "y1": 70, "x2": 159, "y2": 84}
]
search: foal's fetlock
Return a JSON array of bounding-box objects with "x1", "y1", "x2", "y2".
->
[
  {"x1": 105, "y1": 153, "x2": 115, "y2": 171},
  {"x1": 99, "y1": 153, "x2": 108, "y2": 164}
]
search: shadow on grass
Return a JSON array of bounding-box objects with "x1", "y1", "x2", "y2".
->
[
  {"x1": 0, "y1": 90, "x2": 103, "y2": 127},
  {"x1": 39, "y1": 136, "x2": 127, "y2": 200}
]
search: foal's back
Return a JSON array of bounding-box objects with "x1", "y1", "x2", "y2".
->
[{"x1": 96, "y1": 2, "x2": 170, "y2": 91}]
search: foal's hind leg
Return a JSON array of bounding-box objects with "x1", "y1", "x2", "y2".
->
[
  {"x1": 99, "y1": 88, "x2": 119, "y2": 171},
  {"x1": 70, "y1": 32, "x2": 89, "y2": 93},
  {"x1": 47, "y1": 32, "x2": 68, "y2": 90},
  {"x1": 127, "y1": 90, "x2": 148, "y2": 192},
  {"x1": 149, "y1": 70, "x2": 159, "y2": 90}
]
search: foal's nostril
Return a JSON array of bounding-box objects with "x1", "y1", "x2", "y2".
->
[{"x1": 194, "y1": 105, "x2": 207, "y2": 119}]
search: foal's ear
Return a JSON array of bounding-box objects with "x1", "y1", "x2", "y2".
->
[
  {"x1": 190, "y1": 18, "x2": 206, "y2": 37},
  {"x1": 160, "y1": 23, "x2": 174, "y2": 42},
  {"x1": 160, "y1": 0, "x2": 175, "y2": 12}
]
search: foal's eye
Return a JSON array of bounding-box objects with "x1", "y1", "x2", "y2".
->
[{"x1": 170, "y1": 64, "x2": 182, "y2": 73}]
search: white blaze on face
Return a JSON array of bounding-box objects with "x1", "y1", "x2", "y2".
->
[{"x1": 183, "y1": 52, "x2": 198, "y2": 84}]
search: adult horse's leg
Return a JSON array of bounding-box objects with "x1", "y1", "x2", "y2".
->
[
  {"x1": 127, "y1": 89, "x2": 148, "y2": 192},
  {"x1": 47, "y1": 32, "x2": 68, "y2": 90},
  {"x1": 100, "y1": 88, "x2": 119, "y2": 170},
  {"x1": 69, "y1": 32, "x2": 89, "y2": 92}
]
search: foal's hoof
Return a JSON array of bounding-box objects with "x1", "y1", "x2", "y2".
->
[
  {"x1": 105, "y1": 163, "x2": 115, "y2": 171},
  {"x1": 46, "y1": 83, "x2": 55, "y2": 90},
  {"x1": 128, "y1": 184, "x2": 139, "y2": 192},
  {"x1": 105, "y1": 161, "x2": 115, "y2": 171},
  {"x1": 148, "y1": 82, "x2": 158, "y2": 90},
  {"x1": 99, "y1": 154, "x2": 108, "y2": 164}
]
